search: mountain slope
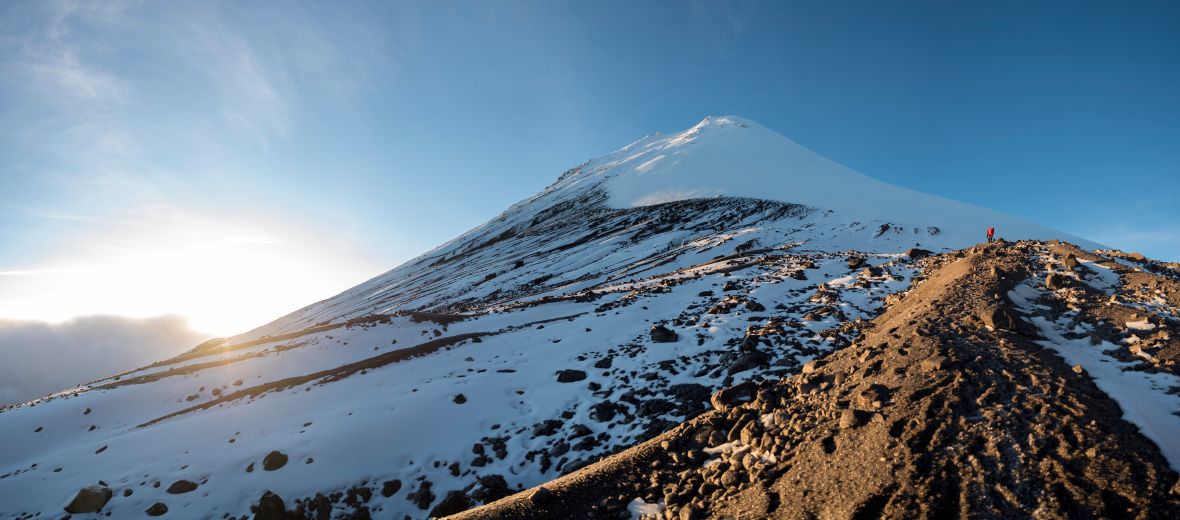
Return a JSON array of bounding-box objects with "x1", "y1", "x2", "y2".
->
[
  {"x1": 2, "y1": 117, "x2": 1175, "y2": 520},
  {"x1": 231, "y1": 116, "x2": 1097, "y2": 343},
  {"x1": 453, "y1": 241, "x2": 1180, "y2": 519}
]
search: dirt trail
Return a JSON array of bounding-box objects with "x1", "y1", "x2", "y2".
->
[{"x1": 451, "y1": 241, "x2": 1180, "y2": 519}]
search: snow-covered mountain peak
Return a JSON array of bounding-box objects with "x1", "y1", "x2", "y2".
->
[{"x1": 547, "y1": 115, "x2": 1096, "y2": 249}]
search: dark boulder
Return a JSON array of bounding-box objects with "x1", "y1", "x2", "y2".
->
[
  {"x1": 471, "y1": 474, "x2": 511, "y2": 504},
  {"x1": 905, "y1": 248, "x2": 932, "y2": 259},
  {"x1": 650, "y1": 325, "x2": 678, "y2": 343},
  {"x1": 381, "y1": 479, "x2": 403, "y2": 498},
  {"x1": 529, "y1": 486, "x2": 552, "y2": 505},
  {"x1": 64, "y1": 485, "x2": 112, "y2": 513},
  {"x1": 1045, "y1": 272, "x2": 1070, "y2": 290},
  {"x1": 262, "y1": 450, "x2": 288, "y2": 471},
  {"x1": 429, "y1": 490, "x2": 473, "y2": 517},
  {"x1": 727, "y1": 352, "x2": 768, "y2": 375},
  {"x1": 555, "y1": 369, "x2": 587, "y2": 383},
  {"x1": 532, "y1": 419, "x2": 563, "y2": 436},
  {"x1": 407, "y1": 480, "x2": 435, "y2": 510},
  {"x1": 667, "y1": 383, "x2": 710, "y2": 404},
  {"x1": 145, "y1": 502, "x2": 168, "y2": 516},
  {"x1": 254, "y1": 490, "x2": 287, "y2": 520},
  {"x1": 591, "y1": 401, "x2": 621, "y2": 422},
  {"x1": 165, "y1": 480, "x2": 198, "y2": 494},
  {"x1": 710, "y1": 381, "x2": 758, "y2": 412}
]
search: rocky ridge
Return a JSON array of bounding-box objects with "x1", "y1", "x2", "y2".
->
[{"x1": 452, "y1": 241, "x2": 1180, "y2": 519}]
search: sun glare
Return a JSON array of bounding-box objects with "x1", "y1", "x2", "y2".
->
[{"x1": 0, "y1": 208, "x2": 381, "y2": 337}]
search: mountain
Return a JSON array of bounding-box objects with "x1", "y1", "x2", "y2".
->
[{"x1": 2, "y1": 117, "x2": 1177, "y2": 520}]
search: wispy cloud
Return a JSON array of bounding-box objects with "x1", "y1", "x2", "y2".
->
[{"x1": 0, "y1": 0, "x2": 382, "y2": 171}]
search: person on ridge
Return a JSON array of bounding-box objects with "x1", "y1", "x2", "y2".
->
[{"x1": 987, "y1": 226, "x2": 995, "y2": 243}]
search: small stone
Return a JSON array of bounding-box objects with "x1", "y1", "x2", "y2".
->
[
  {"x1": 1072, "y1": 364, "x2": 1085, "y2": 374},
  {"x1": 453, "y1": 393, "x2": 467, "y2": 404},
  {"x1": 801, "y1": 360, "x2": 822, "y2": 374},
  {"x1": 839, "y1": 409, "x2": 868, "y2": 429},
  {"x1": 145, "y1": 502, "x2": 168, "y2": 516},
  {"x1": 920, "y1": 356, "x2": 948, "y2": 372}
]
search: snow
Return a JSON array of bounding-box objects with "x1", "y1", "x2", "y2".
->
[
  {"x1": 591, "y1": 116, "x2": 1099, "y2": 249},
  {"x1": 1077, "y1": 259, "x2": 1121, "y2": 294},
  {"x1": 1125, "y1": 319, "x2": 1156, "y2": 331},
  {"x1": 627, "y1": 497, "x2": 665, "y2": 519},
  {"x1": 1010, "y1": 278, "x2": 1180, "y2": 473}
]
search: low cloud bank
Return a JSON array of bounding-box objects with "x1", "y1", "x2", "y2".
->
[{"x1": 0, "y1": 315, "x2": 208, "y2": 406}]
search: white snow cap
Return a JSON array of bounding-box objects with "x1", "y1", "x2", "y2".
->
[{"x1": 575, "y1": 115, "x2": 1097, "y2": 248}]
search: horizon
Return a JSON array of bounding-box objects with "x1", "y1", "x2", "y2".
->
[{"x1": 1, "y1": 0, "x2": 1178, "y2": 404}]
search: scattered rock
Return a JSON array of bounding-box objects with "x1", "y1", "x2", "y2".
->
[
  {"x1": 556, "y1": 369, "x2": 587, "y2": 383},
  {"x1": 980, "y1": 306, "x2": 1019, "y2": 332},
  {"x1": 453, "y1": 393, "x2": 468, "y2": 404},
  {"x1": 727, "y1": 352, "x2": 768, "y2": 375},
  {"x1": 533, "y1": 419, "x2": 564, "y2": 436},
  {"x1": 254, "y1": 490, "x2": 287, "y2": 520},
  {"x1": 905, "y1": 248, "x2": 932, "y2": 259},
  {"x1": 801, "y1": 359, "x2": 823, "y2": 374},
  {"x1": 1046, "y1": 273, "x2": 1070, "y2": 290},
  {"x1": 429, "y1": 490, "x2": 473, "y2": 517},
  {"x1": 1072, "y1": 364, "x2": 1086, "y2": 374},
  {"x1": 847, "y1": 256, "x2": 866, "y2": 269},
  {"x1": 262, "y1": 450, "x2": 289, "y2": 471},
  {"x1": 145, "y1": 502, "x2": 168, "y2": 516},
  {"x1": 472, "y1": 474, "x2": 512, "y2": 504},
  {"x1": 407, "y1": 480, "x2": 435, "y2": 510},
  {"x1": 710, "y1": 382, "x2": 757, "y2": 412},
  {"x1": 64, "y1": 485, "x2": 112, "y2": 513},
  {"x1": 839, "y1": 408, "x2": 869, "y2": 429},
  {"x1": 920, "y1": 356, "x2": 949, "y2": 372},
  {"x1": 651, "y1": 325, "x2": 678, "y2": 343},
  {"x1": 529, "y1": 486, "x2": 553, "y2": 505},
  {"x1": 165, "y1": 480, "x2": 198, "y2": 494},
  {"x1": 381, "y1": 479, "x2": 403, "y2": 498}
]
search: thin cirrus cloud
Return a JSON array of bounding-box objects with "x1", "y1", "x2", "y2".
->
[{"x1": 0, "y1": 0, "x2": 384, "y2": 175}]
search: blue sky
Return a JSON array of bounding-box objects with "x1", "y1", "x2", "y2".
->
[{"x1": 1, "y1": 0, "x2": 1178, "y2": 337}]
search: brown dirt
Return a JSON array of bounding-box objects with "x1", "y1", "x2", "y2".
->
[{"x1": 450, "y1": 241, "x2": 1180, "y2": 519}]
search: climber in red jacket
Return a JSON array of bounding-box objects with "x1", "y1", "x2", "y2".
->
[{"x1": 987, "y1": 226, "x2": 995, "y2": 243}]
